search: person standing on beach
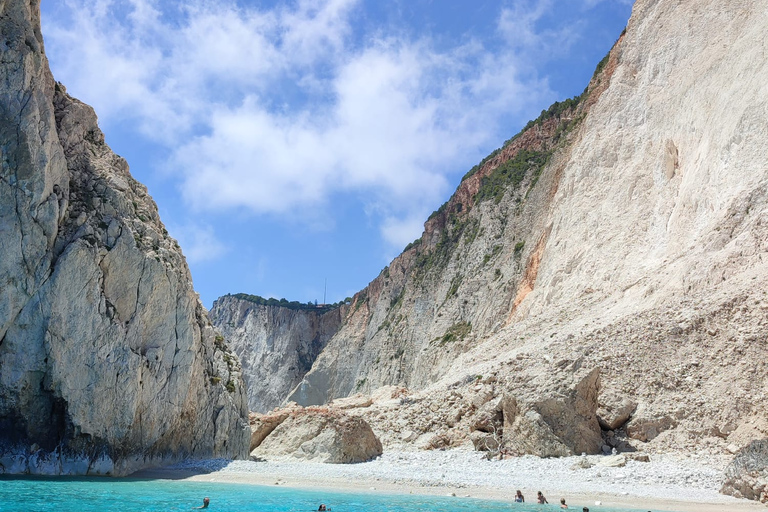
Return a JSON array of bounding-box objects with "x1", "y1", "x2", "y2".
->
[
  {"x1": 536, "y1": 491, "x2": 548, "y2": 504},
  {"x1": 514, "y1": 490, "x2": 524, "y2": 502}
]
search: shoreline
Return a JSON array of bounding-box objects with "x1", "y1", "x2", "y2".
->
[{"x1": 133, "y1": 451, "x2": 765, "y2": 512}]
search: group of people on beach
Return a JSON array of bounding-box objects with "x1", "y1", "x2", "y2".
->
[
  {"x1": 192, "y1": 498, "x2": 332, "y2": 510},
  {"x1": 513, "y1": 490, "x2": 589, "y2": 510},
  {"x1": 194, "y1": 493, "x2": 592, "y2": 510}
]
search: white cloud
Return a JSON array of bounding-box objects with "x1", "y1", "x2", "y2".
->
[
  {"x1": 498, "y1": 0, "x2": 582, "y2": 59},
  {"x1": 43, "y1": 0, "x2": 558, "y2": 251},
  {"x1": 498, "y1": 0, "x2": 553, "y2": 50},
  {"x1": 167, "y1": 223, "x2": 229, "y2": 264},
  {"x1": 381, "y1": 213, "x2": 430, "y2": 249}
]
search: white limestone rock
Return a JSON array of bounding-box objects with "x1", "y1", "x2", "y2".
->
[
  {"x1": 210, "y1": 295, "x2": 343, "y2": 413},
  {"x1": 0, "y1": 0, "x2": 249, "y2": 475},
  {"x1": 721, "y1": 439, "x2": 768, "y2": 504},
  {"x1": 250, "y1": 406, "x2": 382, "y2": 463},
  {"x1": 279, "y1": 0, "x2": 768, "y2": 461},
  {"x1": 597, "y1": 397, "x2": 637, "y2": 431}
]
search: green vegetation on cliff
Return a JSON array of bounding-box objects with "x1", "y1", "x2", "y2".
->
[
  {"x1": 475, "y1": 149, "x2": 552, "y2": 204},
  {"x1": 229, "y1": 293, "x2": 347, "y2": 311}
]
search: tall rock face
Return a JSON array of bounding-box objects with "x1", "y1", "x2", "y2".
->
[
  {"x1": 210, "y1": 295, "x2": 344, "y2": 413},
  {"x1": 0, "y1": 0, "x2": 249, "y2": 475},
  {"x1": 280, "y1": 0, "x2": 768, "y2": 458}
]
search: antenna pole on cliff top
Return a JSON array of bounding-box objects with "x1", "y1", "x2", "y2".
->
[{"x1": 323, "y1": 278, "x2": 327, "y2": 305}]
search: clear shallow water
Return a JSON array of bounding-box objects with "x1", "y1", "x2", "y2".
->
[{"x1": 0, "y1": 477, "x2": 670, "y2": 512}]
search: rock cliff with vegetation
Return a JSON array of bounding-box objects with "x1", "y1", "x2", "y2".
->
[
  {"x1": 225, "y1": 0, "x2": 768, "y2": 480},
  {"x1": 0, "y1": 0, "x2": 249, "y2": 475}
]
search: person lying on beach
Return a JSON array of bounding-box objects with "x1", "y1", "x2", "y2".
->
[
  {"x1": 193, "y1": 497, "x2": 210, "y2": 509},
  {"x1": 514, "y1": 490, "x2": 524, "y2": 502},
  {"x1": 536, "y1": 491, "x2": 548, "y2": 504},
  {"x1": 560, "y1": 497, "x2": 568, "y2": 509}
]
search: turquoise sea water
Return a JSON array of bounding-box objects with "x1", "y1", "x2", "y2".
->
[{"x1": 0, "y1": 477, "x2": 669, "y2": 512}]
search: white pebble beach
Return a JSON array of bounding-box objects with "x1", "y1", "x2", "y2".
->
[{"x1": 137, "y1": 450, "x2": 766, "y2": 512}]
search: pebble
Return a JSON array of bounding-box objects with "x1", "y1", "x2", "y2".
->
[{"x1": 165, "y1": 451, "x2": 736, "y2": 504}]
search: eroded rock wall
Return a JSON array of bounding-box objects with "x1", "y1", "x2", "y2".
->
[
  {"x1": 0, "y1": 0, "x2": 249, "y2": 475},
  {"x1": 286, "y1": 0, "x2": 768, "y2": 459},
  {"x1": 288, "y1": 35, "x2": 612, "y2": 407},
  {"x1": 210, "y1": 295, "x2": 343, "y2": 413}
]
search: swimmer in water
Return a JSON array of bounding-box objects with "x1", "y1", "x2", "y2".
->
[{"x1": 193, "y1": 497, "x2": 210, "y2": 509}]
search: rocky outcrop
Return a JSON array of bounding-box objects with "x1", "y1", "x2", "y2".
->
[
  {"x1": 210, "y1": 295, "x2": 344, "y2": 413},
  {"x1": 0, "y1": 0, "x2": 249, "y2": 475},
  {"x1": 286, "y1": 27, "x2": 615, "y2": 409},
  {"x1": 332, "y1": 366, "x2": 601, "y2": 457},
  {"x1": 250, "y1": 406, "x2": 382, "y2": 463},
  {"x1": 248, "y1": 409, "x2": 293, "y2": 452},
  {"x1": 721, "y1": 439, "x2": 768, "y2": 503},
  {"x1": 272, "y1": 0, "x2": 768, "y2": 461},
  {"x1": 501, "y1": 367, "x2": 602, "y2": 457},
  {"x1": 597, "y1": 396, "x2": 636, "y2": 432}
]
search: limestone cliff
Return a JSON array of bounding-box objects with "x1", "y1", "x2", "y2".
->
[
  {"x1": 0, "y1": 0, "x2": 249, "y2": 475},
  {"x1": 210, "y1": 295, "x2": 344, "y2": 413},
  {"x1": 280, "y1": 0, "x2": 768, "y2": 459}
]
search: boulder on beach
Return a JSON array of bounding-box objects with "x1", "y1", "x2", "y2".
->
[
  {"x1": 597, "y1": 396, "x2": 637, "y2": 431},
  {"x1": 250, "y1": 406, "x2": 383, "y2": 463},
  {"x1": 626, "y1": 413, "x2": 678, "y2": 443},
  {"x1": 721, "y1": 439, "x2": 768, "y2": 503},
  {"x1": 249, "y1": 406, "x2": 299, "y2": 451},
  {"x1": 501, "y1": 367, "x2": 603, "y2": 457}
]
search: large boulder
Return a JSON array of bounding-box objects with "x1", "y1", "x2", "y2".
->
[
  {"x1": 597, "y1": 396, "x2": 637, "y2": 431},
  {"x1": 501, "y1": 367, "x2": 602, "y2": 457},
  {"x1": 248, "y1": 407, "x2": 296, "y2": 452},
  {"x1": 626, "y1": 413, "x2": 679, "y2": 443},
  {"x1": 251, "y1": 406, "x2": 382, "y2": 463},
  {"x1": 721, "y1": 439, "x2": 768, "y2": 503}
]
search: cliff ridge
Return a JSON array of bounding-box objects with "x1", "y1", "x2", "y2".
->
[{"x1": 0, "y1": 0, "x2": 250, "y2": 475}]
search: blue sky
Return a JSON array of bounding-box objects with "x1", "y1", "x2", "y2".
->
[{"x1": 40, "y1": 0, "x2": 633, "y2": 308}]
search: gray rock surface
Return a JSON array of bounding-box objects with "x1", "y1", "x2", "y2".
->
[
  {"x1": 210, "y1": 295, "x2": 343, "y2": 413},
  {"x1": 597, "y1": 396, "x2": 637, "y2": 431},
  {"x1": 0, "y1": 0, "x2": 249, "y2": 475},
  {"x1": 721, "y1": 439, "x2": 768, "y2": 503},
  {"x1": 250, "y1": 406, "x2": 382, "y2": 463},
  {"x1": 502, "y1": 367, "x2": 602, "y2": 457}
]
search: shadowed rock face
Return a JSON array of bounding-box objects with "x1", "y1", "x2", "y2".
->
[
  {"x1": 210, "y1": 295, "x2": 344, "y2": 413},
  {"x1": 0, "y1": 0, "x2": 249, "y2": 475}
]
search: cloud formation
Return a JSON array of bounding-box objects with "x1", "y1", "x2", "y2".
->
[
  {"x1": 43, "y1": 0, "x2": 565, "y2": 249},
  {"x1": 168, "y1": 222, "x2": 229, "y2": 265}
]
